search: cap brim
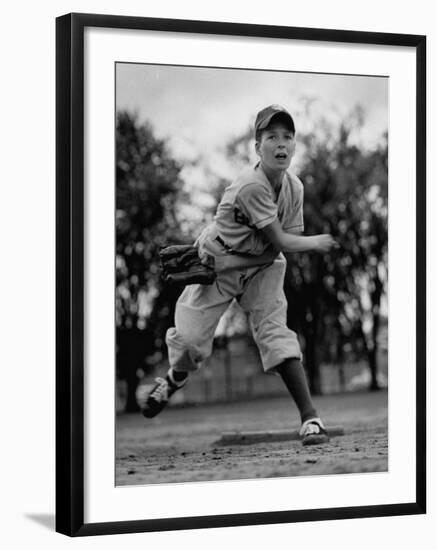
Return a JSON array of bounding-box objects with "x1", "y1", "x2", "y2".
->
[{"x1": 258, "y1": 111, "x2": 294, "y2": 132}]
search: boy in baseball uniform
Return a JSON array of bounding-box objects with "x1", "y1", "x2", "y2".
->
[{"x1": 142, "y1": 105, "x2": 337, "y2": 445}]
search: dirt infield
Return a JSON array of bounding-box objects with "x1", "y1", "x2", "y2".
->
[{"x1": 115, "y1": 390, "x2": 388, "y2": 486}]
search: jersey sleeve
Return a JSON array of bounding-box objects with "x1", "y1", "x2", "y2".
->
[
  {"x1": 284, "y1": 177, "x2": 304, "y2": 233},
  {"x1": 236, "y1": 182, "x2": 278, "y2": 230}
]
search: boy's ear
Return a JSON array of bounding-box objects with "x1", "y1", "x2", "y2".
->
[{"x1": 255, "y1": 140, "x2": 260, "y2": 156}]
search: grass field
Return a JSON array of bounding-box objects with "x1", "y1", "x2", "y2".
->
[{"x1": 116, "y1": 390, "x2": 388, "y2": 486}]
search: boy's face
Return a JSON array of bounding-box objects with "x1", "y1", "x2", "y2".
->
[{"x1": 255, "y1": 121, "x2": 295, "y2": 172}]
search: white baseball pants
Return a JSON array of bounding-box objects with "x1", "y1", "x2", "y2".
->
[{"x1": 166, "y1": 249, "x2": 302, "y2": 373}]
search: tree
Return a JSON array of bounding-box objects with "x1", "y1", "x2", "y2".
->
[
  {"x1": 285, "y1": 117, "x2": 388, "y2": 392},
  {"x1": 216, "y1": 106, "x2": 388, "y2": 393},
  {"x1": 116, "y1": 111, "x2": 187, "y2": 411}
]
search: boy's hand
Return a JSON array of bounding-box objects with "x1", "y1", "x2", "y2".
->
[{"x1": 313, "y1": 234, "x2": 338, "y2": 253}]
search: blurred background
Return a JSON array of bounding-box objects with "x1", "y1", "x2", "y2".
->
[{"x1": 115, "y1": 63, "x2": 388, "y2": 413}]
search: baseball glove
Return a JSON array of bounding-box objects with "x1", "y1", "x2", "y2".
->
[{"x1": 160, "y1": 245, "x2": 216, "y2": 286}]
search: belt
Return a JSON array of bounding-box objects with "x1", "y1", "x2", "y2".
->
[
  {"x1": 215, "y1": 235, "x2": 254, "y2": 258},
  {"x1": 215, "y1": 235, "x2": 235, "y2": 253}
]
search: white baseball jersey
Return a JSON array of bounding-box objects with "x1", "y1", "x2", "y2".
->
[{"x1": 214, "y1": 162, "x2": 304, "y2": 255}]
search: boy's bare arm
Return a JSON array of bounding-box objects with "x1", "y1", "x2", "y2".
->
[{"x1": 261, "y1": 218, "x2": 337, "y2": 253}]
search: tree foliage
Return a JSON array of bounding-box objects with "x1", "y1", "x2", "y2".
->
[
  {"x1": 286, "y1": 119, "x2": 387, "y2": 392},
  {"x1": 116, "y1": 111, "x2": 187, "y2": 411},
  {"x1": 224, "y1": 109, "x2": 388, "y2": 393},
  {"x1": 115, "y1": 104, "x2": 388, "y2": 408}
]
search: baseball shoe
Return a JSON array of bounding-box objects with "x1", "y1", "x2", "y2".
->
[
  {"x1": 299, "y1": 417, "x2": 330, "y2": 446},
  {"x1": 141, "y1": 372, "x2": 187, "y2": 418}
]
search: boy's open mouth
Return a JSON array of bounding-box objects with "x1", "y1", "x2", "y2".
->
[{"x1": 275, "y1": 153, "x2": 287, "y2": 159}]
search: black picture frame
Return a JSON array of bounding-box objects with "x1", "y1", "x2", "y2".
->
[{"x1": 56, "y1": 12, "x2": 426, "y2": 537}]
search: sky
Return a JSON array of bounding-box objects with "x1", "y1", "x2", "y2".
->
[
  {"x1": 116, "y1": 62, "x2": 388, "y2": 162},
  {"x1": 116, "y1": 63, "x2": 388, "y2": 220}
]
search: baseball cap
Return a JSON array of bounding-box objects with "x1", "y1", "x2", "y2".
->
[{"x1": 255, "y1": 104, "x2": 295, "y2": 134}]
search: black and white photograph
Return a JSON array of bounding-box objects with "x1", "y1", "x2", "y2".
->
[
  {"x1": 115, "y1": 62, "x2": 389, "y2": 486},
  {"x1": 1, "y1": 0, "x2": 432, "y2": 546}
]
